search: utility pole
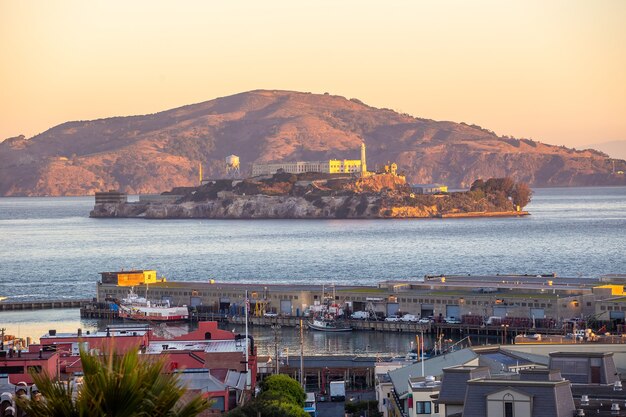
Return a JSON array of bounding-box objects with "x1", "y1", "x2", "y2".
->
[
  {"x1": 300, "y1": 318, "x2": 305, "y2": 388},
  {"x1": 245, "y1": 290, "x2": 250, "y2": 388},
  {"x1": 421, "y1": 329, "x2": 425, "y2": 377},
  {"x1": 271, "y1": 324, "x2": 281, "y2": 374}
]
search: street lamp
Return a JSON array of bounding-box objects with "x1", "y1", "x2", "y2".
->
[
  {"x1": 271, "y1": 324, "x2": 281, "y2": 375},
  {"x1": 501, "y1": 324, "x2": 509, "y2": 344}
]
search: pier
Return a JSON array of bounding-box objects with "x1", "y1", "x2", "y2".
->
[
  {"x1": 0, "y1": 299, "x2": 89, "y2": 311},
  {"x1": 80, "y1": 303, "x2": 573, "y2": 339}
]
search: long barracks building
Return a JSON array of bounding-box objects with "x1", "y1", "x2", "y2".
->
[
  {"x1": 96, "y1": 272, "x2": 626, "y2": 324},
  {"x1": 251, "y1": 143, "x2": 368, "y2": 177}
]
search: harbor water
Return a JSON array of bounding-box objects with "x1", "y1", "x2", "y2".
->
[{"x1": 0, "y1": 186, "x2": 625, "y2": 353}]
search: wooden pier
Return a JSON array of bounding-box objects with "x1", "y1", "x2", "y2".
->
[
  {"x1": 230, "y1": 315, "x2": 433, "y2": 333},
  {"x1": 0, "y1": 299, "x2": 89, "y2": 311},
  {"x1": 79, "y1": 305, "x2": 572, "y2": 338}
]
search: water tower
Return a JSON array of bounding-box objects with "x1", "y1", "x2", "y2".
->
[{"x1": 225, "y1": 154, "x2": 241, "y2": 178}]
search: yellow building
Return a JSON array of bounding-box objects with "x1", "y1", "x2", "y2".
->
[
  {"x1": 252, "y1": 143, "x2": 368, "y2": 177},
  {"x1": 99, "y1": 270, "x2": 161, "y2": 286}
]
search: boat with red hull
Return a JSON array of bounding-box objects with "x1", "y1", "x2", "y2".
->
[{"x1": 118, "y1": 288, "x2": 188, "y2": 322}]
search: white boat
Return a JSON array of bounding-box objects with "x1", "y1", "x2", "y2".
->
[
  {"x1": 118, "y1": 288, "x2": 188, "y2": 322},
  {"x1": 307, "y1": 318, "x2": 352, "y2": 332}
]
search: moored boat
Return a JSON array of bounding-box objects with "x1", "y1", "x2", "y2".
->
[
  {"x1": 118, "y1": 288, "x2": 188, "y2": 322},
  {"x1": 307, "y1": 318, "x2": 352, "y2": 332}
]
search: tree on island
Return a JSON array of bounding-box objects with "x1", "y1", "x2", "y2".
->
[
  {"x1": 470, "y1": 177, "x2": 533, "y2": 210},
  {"x1": 511, "y1": 182, "x2": 533, "y2": 209},
  {"x1": 16, "y1": 348, "x2": 210, "y2": 417},
  {"x1": 226, "y1": 374, "x2": 309, "y2": 417}
]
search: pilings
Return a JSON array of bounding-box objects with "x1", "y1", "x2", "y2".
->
[{"x1": 0, "y1": 299, "x2": 89, "y2": 311}]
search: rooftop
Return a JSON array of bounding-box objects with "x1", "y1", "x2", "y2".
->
[{"x1": 147, "y1": 340, "x2": 246, "y2": 354}]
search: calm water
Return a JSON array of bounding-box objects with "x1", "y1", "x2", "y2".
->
[
  {"x1": 0, "y1": 187, "x2": 624, "y2": 351},
  {"x1": 0, "y1": 309, "x2": 446, "y2": 357},
  {"x1": 0, "y1": 187, "x2": 625, "y2": 302}
]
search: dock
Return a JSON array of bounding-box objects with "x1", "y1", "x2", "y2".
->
[
  {"x1": 80, "y1": 303, "x2": 571, "y2": 339},
  {"x1": 0, "y1": 299, "x2": 90, "y2": 311}
]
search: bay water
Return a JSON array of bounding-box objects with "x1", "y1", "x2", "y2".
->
[{"x1": 0, "y1": 186, "x2": 624, "y2": 354}]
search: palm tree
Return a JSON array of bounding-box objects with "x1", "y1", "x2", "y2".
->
[{"x1": 17, "y1": 348, "x2": 210, "y2": 417}]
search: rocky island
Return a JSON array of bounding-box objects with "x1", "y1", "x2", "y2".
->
[{"x1": 90, "y1": 173, "x2": 531, "y2": 219}]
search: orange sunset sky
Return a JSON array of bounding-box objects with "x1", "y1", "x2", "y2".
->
[{"x1": 1, "y1": 1, "x2": 625, "y2": 153}]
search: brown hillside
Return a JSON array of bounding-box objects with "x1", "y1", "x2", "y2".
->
[{"x1": 1, "y1": 90, "x2": 624, "y2": 196}]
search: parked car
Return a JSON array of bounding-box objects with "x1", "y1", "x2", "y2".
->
[
  {"x1": 401, "y1": 314, "x2": 418, "y2": 322},
  {"x1": 264, "y1": 312, "x2": 278, "y2": 317},
  {"x1": 385, "y1": 315, "x2": 401, "y2": 322},
  {"x1": 445, "y1": 317, "x2": 461, "y2": 324},
  {"x1": 418, "y1": 318, "x2": 432, "y2": 324},
  {"x1": 351, "y1": 311, "x2": 370, "y2": 320}
]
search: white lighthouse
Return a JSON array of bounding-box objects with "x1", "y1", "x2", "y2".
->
[{"x1": 360, "y1": 142, "x2": 367, "y2": 177}]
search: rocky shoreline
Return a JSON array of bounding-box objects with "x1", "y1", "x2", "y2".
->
[{"x1": 90, "y1": 195, "x2": 529, "y2": 219}]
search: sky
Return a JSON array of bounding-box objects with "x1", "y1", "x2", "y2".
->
[{"x1": 1, "y1": 0, "x2": 625, "y2": 152}]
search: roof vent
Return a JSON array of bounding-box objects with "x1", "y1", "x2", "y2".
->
[
  {"x1": 614, "y1": 381, "x2": 623, "y2": 391},
  {"x1": 48, "y1": 329, "x2": 56, "y2": 336},
  {"x1": 575, "y1": 409, "x2": 585, "y2": 417},
  {"x1": 611, "y1": 403, "x2": 620, "y2": 412},
  {"x1": 580, "y1": 395, "x2": 589, "y2": 406}
]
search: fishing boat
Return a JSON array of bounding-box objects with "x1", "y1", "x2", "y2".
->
[
  {"x1": 307, "y1": 318, "x2": 352, "y2": 332},
  {"x1": 118, "y1": 288, "x2": 188, "y2": 322}
]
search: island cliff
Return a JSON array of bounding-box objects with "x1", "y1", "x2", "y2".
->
[{"x1": 90, "y1": 173, "x2": 530, "y2": 219}]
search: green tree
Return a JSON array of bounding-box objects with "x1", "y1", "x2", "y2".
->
[
  {"x1": 511, "y1": 182, "x2": 533, "y2": 209},
  {"x1": 226, "y1": 375, "x2": 308, "y2": 417},
  {"x1": 17, "y1": 348, "x2": 210, "y2": 417},
  {"x1": 260, "y1": 375, "x2": 306, "y2": 406},
  {"x1": 470, "y1": 179, "x2": 485, "y2": 191}
]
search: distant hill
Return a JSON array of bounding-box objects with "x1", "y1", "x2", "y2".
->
[
  {"x1": 582, "y1": 140, "x2": 626, "y2": 161},
  {"x1": 1, "y1": 90, "x2": 625, "y2": 196}
]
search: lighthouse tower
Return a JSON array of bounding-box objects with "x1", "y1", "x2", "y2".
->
[{"x1": 360, "y1": 142, "x2": 367, "y2": 177}]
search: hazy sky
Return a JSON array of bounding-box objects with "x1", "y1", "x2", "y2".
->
[{"x1": 1, "y1": 0, "x2": 625, "y2": 150}]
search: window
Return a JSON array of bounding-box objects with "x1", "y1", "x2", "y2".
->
[
  {"x1": 504, "y1": 401, "x2": 513, "y2": 417},
  {"x1": 415, "y1": 401, "x2": 431, "y2": 414}
]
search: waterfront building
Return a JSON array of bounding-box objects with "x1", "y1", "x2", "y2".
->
[
  {"x1": 461, "y1": 369, "x2": 576, "y2": 417},
  {"x1": 94, "y1": 190, "x2": 127, "y2": 204},
  {"x1": 96, "y1": 273, "x2": 602, "y2": 326},
  {"x1": 384, "y1": 348, "x2": 626, "y2": 417},
  {"x1": 1, "y1": 322, "x2": 256, "y2": 414},
  {"x1": 251, "y1": 143, "x2": 368, "y2": 177},
  {"x1": 549, "y1": 351, "x2": 618, "y2": 385},
  {"x1": 410, "y1": 183, "x2": 448, "y2": 194},
  {"x1": 437, "y1": 366, "x2": 491, "y2": 417},
  {"x1": 384, "y1": 349, "x2": 479, "y2": 417}
]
